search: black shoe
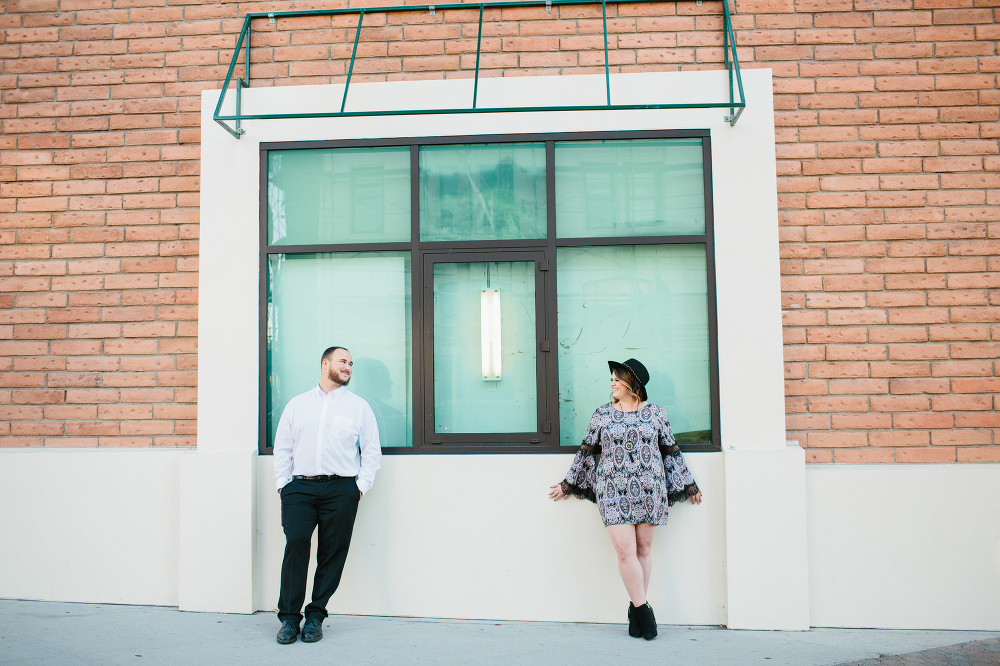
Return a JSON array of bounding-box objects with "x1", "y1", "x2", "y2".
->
[
  {"x1": 276, "y1": 619, "x2": 299, "y2": 644},
  {"x1": 301, "y1": 617, "x2": 323, "y2": 643},
  {"x1": 628, "y1": 603, "x2": 642, "y2": 638},
  {"x1": 636, "y1": 602, "x2": 658, "y2": 640}
]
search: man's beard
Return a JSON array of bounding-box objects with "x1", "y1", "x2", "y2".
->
[{"x1": 328, "y1": 368, "x2": 350, "y2": 386}]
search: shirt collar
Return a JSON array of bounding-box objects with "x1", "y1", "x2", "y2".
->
[{"x1": 315, "y1": 384, "x2": 346, "y2": 397}]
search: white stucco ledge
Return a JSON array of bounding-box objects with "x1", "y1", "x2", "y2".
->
[
  {"x1": 179, "y1": 449, "x2": 257, "y2": 613},
  {"x1": 724, "y1": 445, "x2": 810, "y2": 630}
]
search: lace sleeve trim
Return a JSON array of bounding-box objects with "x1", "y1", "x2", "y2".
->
[
  {"x1": 659, "y1": 443, "x2": 680, "y2": 456},
  {"x1": 561, "y1": 479, "x2": 597, "y2": 503},
  {"x1": 667, "y1": 482, "x2": 700, "y2": 506}
]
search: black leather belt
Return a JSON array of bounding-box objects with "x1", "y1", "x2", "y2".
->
[{"x1": 293, "y1": 474, "x2": 347, "y2": 481}]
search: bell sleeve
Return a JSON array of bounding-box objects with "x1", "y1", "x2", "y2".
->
[
  {"x1": 657, "y1": 408, "x2": 700, "y2": 505},
  {"x1": 560, "y1": 408, "x2": 603, "y2": 504}
]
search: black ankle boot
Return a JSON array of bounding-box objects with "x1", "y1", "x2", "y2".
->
[
  {"x1": 627, "y1": 603, "x2": 642, "y2": 638},
  {"x1": 636, "y1": 602, "x2": 657, "y2": 640}
]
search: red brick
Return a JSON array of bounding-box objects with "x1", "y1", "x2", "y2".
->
[
  {"x1": 958, "y1": 448, "x2": 1000, "y2": 463},
  {"x1": 955, "y1": 413, "x2": 1000, "y2": 429},
  {"x1": 893, "y1": 413, "x2": 953, "y2": 429},
  {"x1": 931, "y1": 360, "x2": 993, "y2": 376},
  {"x1": 832, "y1": 414, "x2": 892, "y2": 430},
  {"x1": 887, "y1": 309, "x2": 948, "y2": 325},
  {"x1": 808, "y1": 432, "x2": 867, "y2": 448},
  {"x1": 896, "y1": 447, "x2": 956, "y2": 462},
  {"x1": 929, "y1": 325, "x2": 990, "y2": 341},
  {"x1": 12, "y1": 390, "x2": 65, "y2": 405},
  {"x1": 869, "y1": 430, "x2": 929, "y2": 448},
  {"x1": 806, "y1": 328, "x2": 868, "y2": 344},
  {"x1": 833, "y1": 448, "x2": 895, "y2": 463},
  {"x1": 808, "y1": 362, "x2": 869, "y2": 378},
  {"x1": 950, "y1": 343, "x2": 1000, "y2": 358},
  {"x1": 889, "y1": 378, "x2": 950, "y2": 394},
  {"x1": 871, "y1": 363, "x2": 931, "y2": 379},
  {"x1": 804, "y1": 449, "x2": 833, "y2": 463},
  {"x1": 784, "y1": 380, "x2": 827, "y2": 397},
  {"x1": 808, "y1": 396, "x2": 869, "y2": 412}
]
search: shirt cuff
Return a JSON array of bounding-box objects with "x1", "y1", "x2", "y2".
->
[
  {"x1": 276, "y1": 477, "x2": 290, "y2": 491},
  {"x1": 356, "y1": 478, "x2": 372, "y2": 495}
]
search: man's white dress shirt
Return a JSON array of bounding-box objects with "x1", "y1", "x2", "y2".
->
[{"x1": 273, "y1": 385, "x2": 382, "y2": 494}]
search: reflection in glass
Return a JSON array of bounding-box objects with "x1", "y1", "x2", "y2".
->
[
  {"x1": 555, "y1": 139, "x2": 705, "y2": 238},
  {"x1": 267, "y1": 252, "x2": 412, "y2": 447},
  {"x1": 268, "y1": 147, "x2": 410, "y2": 246},
  {"x1": 557, "y1": 245, "x2": 711, "y2": 447},
  {"x1": 433, "y1": 261, "x2": 537, "y2": 433},
  {"x1": 420, "y1": 143, "x2": 547, "y2": 242}
]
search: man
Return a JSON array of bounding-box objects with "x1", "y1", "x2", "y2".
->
[{"x1": 273, "y1": 346, "x2": 382, "y2": 645}]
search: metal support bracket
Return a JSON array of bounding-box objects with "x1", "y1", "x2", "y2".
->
[{"x1": 213, "y1": 0, "x2": 747, "y2": 139}]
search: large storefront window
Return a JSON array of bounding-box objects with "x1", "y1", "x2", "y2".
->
[
  {"x1": 419, "y1": 143, "x2": 547, "y2": 242},
  {"x1": 267, "y1": 147, "x2": 410, "y2": 245},
  {"x1": 555, "y1": 139, "x2": 705, "y2": 237},
  {"x1": 261, "y1": 132, "x2": 718, "y2": 454},
  {"x1": 556, "y1": 245, "x2": 711, "y2": 448},
  {"x1": 266, "y1": 252, "x2": 413, "y2": 448}
]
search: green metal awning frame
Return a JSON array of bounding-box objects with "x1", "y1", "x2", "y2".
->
[{"x1": 214, "y1": 0, "x2": 745, "y2": 139}]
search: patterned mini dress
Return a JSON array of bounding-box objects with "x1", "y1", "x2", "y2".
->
[{"x1": 563, "y1": 402, "x2": 699, "y2": 527}]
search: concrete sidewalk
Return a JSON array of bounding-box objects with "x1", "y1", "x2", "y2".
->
[{"x1": 1, "y1": 599, "x2": 997, "y2": 666}]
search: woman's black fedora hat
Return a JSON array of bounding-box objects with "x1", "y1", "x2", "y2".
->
[{"x1": 608, "y1": 358, "x2": 650, "y2": 388}]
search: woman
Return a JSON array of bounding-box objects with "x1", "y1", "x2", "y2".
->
[{"x1": 549, "y1": 358, "x2": 701, "y2": 640}]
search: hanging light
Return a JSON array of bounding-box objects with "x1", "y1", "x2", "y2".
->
[{"x1": 481, "y1": 288, "x2": 501, "y2": 380}]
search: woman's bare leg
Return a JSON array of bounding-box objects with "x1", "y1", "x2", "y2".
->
[
  {"x1": 635, "y1": 522, "x2": 656, "y2": 594},
  {"x1": 607, "y1": 524, "x2": 645, "y2": 606}
]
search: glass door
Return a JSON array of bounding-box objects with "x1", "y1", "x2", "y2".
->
[{"x1": 421, "y1": 250, "x2": 553, "y2": 449}]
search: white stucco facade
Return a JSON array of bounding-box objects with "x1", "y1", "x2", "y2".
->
[{"x1": 0, "y1": 69, "x2": 996, "y2": 631}]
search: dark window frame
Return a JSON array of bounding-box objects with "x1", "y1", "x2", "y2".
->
[{"x1": 259, "y1": 130, "x2": 720, "y2": 455}]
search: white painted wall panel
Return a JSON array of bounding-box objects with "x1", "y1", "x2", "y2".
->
[
  {"x1": 807, "y1": 464, "x2": 1000, "y2": 630},
  {"x1": 254, "y1": 453, "x2": 726, "y2": 625},
  {"x1": 0, "y1": 450, "x2": 181, "y2": 606}
]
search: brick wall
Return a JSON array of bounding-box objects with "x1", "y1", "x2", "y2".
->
[{"x1": 1, "y1": 0, "x2": 997, "y2": 459}]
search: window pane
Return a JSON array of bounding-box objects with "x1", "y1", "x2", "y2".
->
[
  {"x1": 433, "y1": 261, "x2": 537, "y2": 433},
  {"x1": 267, "y1": 252, "x2": 412, "y2": 447},
  {"x1": 557, "y1": 245, "x2": 711, "y2": 447},
  {"x1": 555, "y1": 139, "x2": 705, "y2": 238},
  {"x1": 420, "y1": 143, "x2": 547, "y2": 242},
  {"x1": 268, "y1": 147, "x2": 410, "y2": 245}
]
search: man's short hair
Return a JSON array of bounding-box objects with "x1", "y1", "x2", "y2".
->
[{"x1": 321, "y1": 346, "x2": 349, "y2": 365}]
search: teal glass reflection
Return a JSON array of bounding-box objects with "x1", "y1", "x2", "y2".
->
[
  {"x1": 267, "y1": 252, "x2": 412, "y2": 447},
  {"x1": 433, "y1": 261, "x2": 537, "y2": 433},
  {"x1": 268, "y1": 147, "x2": 410, "y2": 245},
  {"x1": 557, "y1": 245, "x2": 711, "y2": 446},
  {"x1": 420, "y1": 143, "x2": 547, "y2": 242},
  {"x1": 555, "y1": 139, "x2": 705, "y2": 238}
]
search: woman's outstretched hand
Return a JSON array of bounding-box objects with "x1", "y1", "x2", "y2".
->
[
  {"x1": 690, "y1": 491, "x2": 703, "y2": 504},
  {"x1": 548, "y1": 483, "x2": 568, "y2": 500}
]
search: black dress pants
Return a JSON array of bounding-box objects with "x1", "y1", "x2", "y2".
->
[{"x1": 277, "y1": 476, "x2": 360, "y2": 624}]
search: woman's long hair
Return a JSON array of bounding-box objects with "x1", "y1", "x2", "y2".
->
[{"x1": 612, "y1": 368, "x2": 647, "y2": 404}]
